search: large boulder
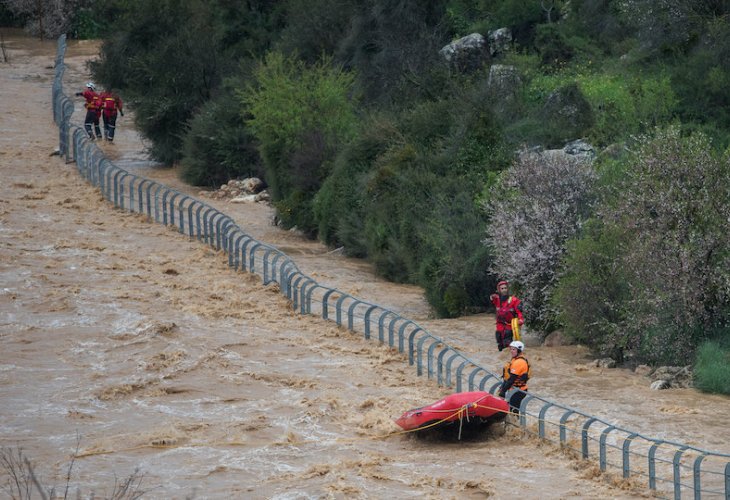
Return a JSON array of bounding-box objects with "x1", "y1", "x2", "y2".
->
[
  {"x1": 650, "y1": 366, "x2": 694, "y2": 389},
  {"x1": 542, "y1": 330, "x2": 574, "y2": 347},
  {"x1": 521, "y1": 139, "x2": 596, "y2": 165},
  {"x1": 488, "y1": 28, "x2": 512, "y2": 57},
  {"x1": 439, "y1": 33, "x2": 490, "y2": 73},
  {"x1": 487, "y1": 64, "x2": 522, "y2": 102},
  {"x1": 540, "y1": 83, "x2": 595, "y2": 144},
  {"x1": 562, "y1": 139, "x2": 596, "y2": 161}
]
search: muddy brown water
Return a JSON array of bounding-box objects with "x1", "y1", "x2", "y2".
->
[{"x1": 1, "y1": 31, "x2": 728, "y2": 499}]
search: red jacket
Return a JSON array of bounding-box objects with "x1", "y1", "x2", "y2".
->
[
  {"x1": 79, "y1": 89, "x2": 101, "y2": 112},
  {"x1": 490, "y1": 294, "x2": 524, "y2": 332},
  {"x1": 100, "y1": 91, "x2": 123, "y2": 117}
]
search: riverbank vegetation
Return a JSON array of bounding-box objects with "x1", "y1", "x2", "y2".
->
[{"x1": 3, "y1": 1, "x2": 728, "y2": 390}]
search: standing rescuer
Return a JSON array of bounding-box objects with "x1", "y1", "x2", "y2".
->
[
  {"x1": 490, "y1": 280, "x2": 524, "y2": 351},
  {"x1": 75, "y1": 82, "x2": 102, "y2": 140},
  {"x1": 99, "y1": 88, "x2": 124, "y2": 142},
  {"x1": 499, "y1": 340, "x2": 530, "y2": 413}
]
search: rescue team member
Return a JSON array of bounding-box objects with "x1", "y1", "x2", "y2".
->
[
  {"x1": 74, "y1": 82, "x2": 102, "y2": 140},
  {"x1": 498, "y1": 340, "x2": 530, "y2": 413},
  {"x1": 100, "y1": 88, "x2": 124, "y2": 142},
  {"x1": 490, "y1": 280, "x2": 524, "y2": 351}
]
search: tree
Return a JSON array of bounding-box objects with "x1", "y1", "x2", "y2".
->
[
  {"x1": 3, "y1": 0, "x2": 81, "y2": 39},
  {"x1": 238, "y1": 51, "x2": 358, "y2": 235},
  {"x1": 598, "y1": 126, "x2": 730, "y2": 363},
  {"x1": 92, "y1": 0, "x2": 225, "y2": 164},
  {"x1": 617, "y1": 0, "x2": 728, "y2": 58},
  {"x1": 484, "y1": 149, "x2": 598, "y2": 328}
]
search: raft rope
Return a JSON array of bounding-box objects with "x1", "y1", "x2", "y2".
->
[{"x1": 73, "y1": 399, "x2": 516, "y2": 458}]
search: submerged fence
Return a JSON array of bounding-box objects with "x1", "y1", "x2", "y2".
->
[{"x1": 53, "y1": 35, "x2": 729, "y2": 499}]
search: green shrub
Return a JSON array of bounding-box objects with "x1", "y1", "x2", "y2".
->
[
  {"x1": 180, "y1": 90, "x2": 263, "y2": 187},
  {"x1": 553, "y1": 220, "x2": 630, "y2": 351},
  {"x1": 578, "y1": 73, "x2": 637, "y2": 146},
  {"x1": 491, "y1": 0, "x2": 543, "y2": 48},
  {"x1": 239, "y1": 51, "x2": 357, "y2": 235},
  {"x1": 417, "y1": 188, "x2": 493, "y2": 317},
  {"x1": 523, "y1": 69, "x2": 678, "y2": 147},
  {"x1": 68, "y1": 8, "x2": 103, "y2": 39},
  {"x1": 313, "y1": 113, "x2": 395, "y2": 255},
  {"x1": 694, "y1": 339, "x2": 730, "y2": 395},
  {"x1": 520, "y1": 71, "x2": 594, "y2": 146},
  {"x1": 351, "y1": 97, "x2": 508, "y2": 315},
  {"x1": 317, "y1": 94, "x2": 508, "y2": 315},
  {"x1": 535, "y1": 23, "x2": 574, "y2": 69},
  {"x1": 633, "y1": 73, "x2": 677, "y2": 129},
  {"x1": 91, "y1": 1, "x2": 225, "y2": 164},
  {"x1": 0, "y1": 4, "x2": 24, "y2": 26},
  {"x1": 671, "y1": 17, "x2": 730, "y2": 138},
  {"x1": 276, "y1": 0, "x2": 358, "y2": 63}
]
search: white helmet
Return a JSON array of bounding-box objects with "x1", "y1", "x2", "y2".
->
[
  {"x1": 86, "y1": 82, "x2": 96, "y2": 90},
  {"x1": 509, "y1": 340, "x2": 525, "y2": 352}
]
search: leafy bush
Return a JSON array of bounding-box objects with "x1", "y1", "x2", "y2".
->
[
  {"x1": 361, "y1": 99, "x2": 507, "y2": 315},
  {"x1": 552, "y1": 220, "x2": 630, "y2": 356},
  {"x1": 632, "y1": 73, "x2": 677, "y2": 128},
  {"x1": 578, "y1": 73, "x2": 637, "y2": 146},
  {"x1": 561, "y1": 0, "x2": 632, "y2": 57},
  {"x1": 276, "y1": 0, "x2": 358, "y2": 63},
  {"x1": 522, "y1": 68, "x2": 678, "y2": 148},
  {"x1": 694, "y1": 338, "x2": 730, "y2": 395},
  {"x1": 239, "y1": 51, "x2": 357, "y2": 235},
  {"x1": 91, "y1": 0, "x2": 225, "y2": 164},
  {"x1": 335, "y1": 0, "x2": 451, "y2": 107},
  {"x1": 3, "y1": 0, "x2": 75, "y2": 38},
  {"x1": 617, "y1": 0, "x2": 710, "y2": 59},
  {"x1": 570, "y1": 126, "x2": 730, "y2": 364},
  {"x1": 490, "y1": 0, "x2": 544, "y2": 48},
  {"x1": 313, "y1": 113, "x2": 395, "y2": 255},
  {"x1": 535, "y1": 23, "x2": 574, "y2": 68},
  {"x1": 315, "y1": 94, "x2": 508, "y2": 316},
  {"x1": 180, "y1": 89, "x2": 263, "y2": 187},
  {"x1": 671, "y1": 16, "x2": 730, "y2": 144},
  {"x1": 68, "y1": 7, "x2": 103, "y2": 39},
  {"x1": 0, "y1": 4, "x2": 23, "y2": 27},
  {"x1": 417, "y1": 187, "x2": 494, "y2": 316}
]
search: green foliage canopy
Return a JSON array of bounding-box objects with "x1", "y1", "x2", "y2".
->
[{"x1": 238, "y1": 51, "x2": 358, "y2": 235}]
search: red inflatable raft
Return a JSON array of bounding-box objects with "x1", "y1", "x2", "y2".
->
[{"x1": 395, "y1": 391, "x2": 509, "y2": 431}]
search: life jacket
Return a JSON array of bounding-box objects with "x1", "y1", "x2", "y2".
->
[
  {"x1": 503, "y1": 354, "x2": 530, "y2": 391},
  {"x1": 495, "y1": 295, "x2": 521, "y2": 327},
  {"x1": 88, "y1": 93, "x2": 102, "y2": 111},
  {"x1": 102, "y1": 95, "x2": 118, "y2": 113},
  {"x1": 82, "y1": 89, "x2": 101, "y2": 110}
]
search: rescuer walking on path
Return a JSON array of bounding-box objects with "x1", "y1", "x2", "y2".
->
[
  {"x1": 100, "y1": 88, "x2": 124, "y2": 142},
  {"x1": 499, "y1": 340, "x2": 530, "y2": 413},
  {"x1": 490, "y1": 280, "x2": 524, "y2": 351},
  {"x1": 74, "y1": 82, "x2": 102, "y2": 140}
]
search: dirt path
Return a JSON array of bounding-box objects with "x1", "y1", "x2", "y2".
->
[{"x1": 1, "y1": 31, "x2": 727, "y2": 499}]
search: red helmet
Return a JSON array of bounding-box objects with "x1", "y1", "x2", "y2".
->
[{"x1": 497, "y1": 280, "x2": 509, "y2": 287}]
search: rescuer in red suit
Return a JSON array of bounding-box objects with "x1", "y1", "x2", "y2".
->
[{"x1": 490, "y1": 280, "x2": 524, "y2": 351}]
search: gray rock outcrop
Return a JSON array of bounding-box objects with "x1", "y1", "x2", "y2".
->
[
  {"x1": 488, "y1": 28, "x2": 512, "y2": 56},
  {"x1": 440, "y1": 33, "x2": 490, "y2": 73},
  {"x1": 487, "y1": 64, "x2": 522, "y2": 102},
  {"x1": 649, "y1": 366, "x2": 693, "y2": 389}
]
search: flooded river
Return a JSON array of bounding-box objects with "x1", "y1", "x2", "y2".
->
[{"x1": 1, "y1": 32, "x2": 728, "y2": 499}]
